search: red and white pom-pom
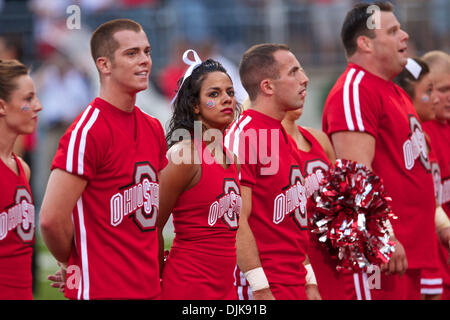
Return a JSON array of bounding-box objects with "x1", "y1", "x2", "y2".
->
[{"x1": 307, "y1": 159, "x2": 397, "y2": 272}]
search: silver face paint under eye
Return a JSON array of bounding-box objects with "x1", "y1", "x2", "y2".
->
[
  {"x1": 21, "y1": 105, "x2": 31, "y2": 111},
  {"x1": 421, "y1": 95, "x2": 430, "y2": 103},
  {"x1": 206, "y1": 100, "x2": 216, "y2": 108}
]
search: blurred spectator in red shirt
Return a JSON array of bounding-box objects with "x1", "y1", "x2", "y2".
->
[{"x1": 158, "y1": 38, "x2": 189, "y2": 101}]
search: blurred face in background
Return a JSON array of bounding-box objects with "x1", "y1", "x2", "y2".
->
[
  {"x1": 431, "y1": 71, "x2": 450, "y2": 122},
  {"x1": 285, "y1": 106, "x2": 304, "y2": 123},
  {"x1": 412, "y1": 73, "x2": 439, "y2": 122},
  {"x1": 0, "y1": 74, "x2": 42, "y2": 135}
]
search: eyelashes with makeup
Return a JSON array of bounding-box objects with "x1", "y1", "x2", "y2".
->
[{"x1": 208, "y1": 90, "x2": 235, "y2": 98}]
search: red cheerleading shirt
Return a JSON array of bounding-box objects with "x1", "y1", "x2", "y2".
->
[
  {"x1": 422, "y1": 120, "x2": 450, "y2": 214},
  {"x1": 225, "y1": 109, "x2": 309, "y2": 296},
  {"x1": 161, "y1": 139, "x2": 241, "y2": 299},
  {"x1": 323, "y1": 63, "x2": 436, "y2": 270},
  {"x1": 52, "y1": 97, "x2": 168, "y2": 300},
  {"x1": 422, "y1": 120, "x2": 450, "y2": 296},
  {"x1": 295, "y1": 126, "x2": 331, "y2": 200},
  {"x1": 295, "y1": 127, "x2": 365, "y2": 300},
  {"x1": 0, "y1": 154, "x2": 35, "y2": 299}
]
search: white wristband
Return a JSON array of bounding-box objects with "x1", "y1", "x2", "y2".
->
[
  {"x1": 244, "y1": 267, "x2": 270, "y2": 291},
  {"x1": 305, "y1": 264, "x2": 317, "y2": 286}
]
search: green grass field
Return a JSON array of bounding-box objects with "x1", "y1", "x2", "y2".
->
[
  {"x1": 33, "y1": 233, "x2": 174, "y2": 300},
  {"x1": 34, "y1": 235, "x2": 65, "y2": 300}
]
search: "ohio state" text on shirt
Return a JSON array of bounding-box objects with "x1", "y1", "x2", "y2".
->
[
  {"x1": 208, "y1": 191, "x2": 242, "y2": 226},
  {"x1": 110, "y1": 178, "x2": 159, "y2": 227},
  {"x1": 403, "y1": 127, "x2": 428, "y2": 170},
  {"x1": 0, "y1": 200, "x2": 35, "y2": 240},
  {"x1": 273, "y1": 181, "x2": 307, "y2": 224}
]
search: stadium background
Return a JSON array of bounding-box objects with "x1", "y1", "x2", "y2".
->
[{"x1": 0, "y1": 0, "x2": 448, "y2": 300}]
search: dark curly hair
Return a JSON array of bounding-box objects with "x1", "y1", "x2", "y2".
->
[{"x1": 166, "y1": 58, "x2": 241, "y2": 148}]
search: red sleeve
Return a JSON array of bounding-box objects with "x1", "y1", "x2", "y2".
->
[
  {"x1": 156, "y1": 118, "x2": 168, "y2": 172},
  {"x1": 51, "y1": 107, "x2": 104, "y2": 180},
  {"x1": 323, "y1": 80, "x2": 381, "y2": 139},
  {"x1": 224, "y1": 119, "x2": 260, "y2": 187},
  {"x1": 236, "y1": 128, "x2": 259, "y2": 187}
]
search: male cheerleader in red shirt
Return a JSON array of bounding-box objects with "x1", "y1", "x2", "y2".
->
[
  {"x1": 39, "y1": 19, "x2": 168, "y2": 300},
  {"x1": 323, "y1": 2, "x2": 436, "y2": 299},
  {"x1": 225, "y1": 44, "x2": 311, "y2": 300}
]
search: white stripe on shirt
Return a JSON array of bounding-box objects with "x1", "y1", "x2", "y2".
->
[
  {"x1": 224, "y1": 117, "x2": 240, "y2": 151},
  {"x1": 353, "y1": 273, "x2": 362, "y2": 300},
  {"x1": 231, "y1": 116, "x2": 252, "y2": 159},
  {"x1": 77, "y1": 108, "x2": 100, "y2": 175},
  {"x1": 343, "y1": 68, "x2": 356, "y2": 131},
  {"x1": 76, "y1": 197, "x2": 90, "y2": 300},
  {"x1": 67, "y1": 106, "x2": 92, "y2": 172},
  {"x1": 421, "y1": 288, "x2": 443, "y2": 295},
  {"x1": 352, "y1": 70, "x2": 366, "y2": 131},
  {"x1": 362, "y1": 272, "x2": 372, "y2": 300},
  {"x1": 420, "y1": 278, "x2": 443, "y2": 285}
]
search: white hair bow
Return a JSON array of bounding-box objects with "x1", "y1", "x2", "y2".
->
[{"x1": 171, "y1": 49, "x2": 203, "y2": 104}]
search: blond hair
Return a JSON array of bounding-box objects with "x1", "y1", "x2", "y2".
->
[
  {"x1": 0, "y1": 59, "x2": 28, "y2": 101},
  {"x1": 422, "y1": 51, "x2": 450, "y2": 75}
]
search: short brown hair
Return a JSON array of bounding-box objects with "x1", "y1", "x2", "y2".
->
[
  {"x1": 341, "y1": 1, "x2": 394, "y2": 57},
  {"x1": 90, "y1": 19, "x2": 143, "y2": 64},
  {"x1": 0, "y1": 59, "x2": 28, "y2": 102},
  {"x1": 239, "y1": 43, "x2": 290, "y2": 101}
]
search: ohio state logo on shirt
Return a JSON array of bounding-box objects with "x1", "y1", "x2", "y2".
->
[
  {"x1": 110, "y1": 161, "x2": 159, "y2": 231},
  {"x1": 208, "y1": 179, "x2": 241, "y2": 230},
  {"x1": 0, "y1": 187, "x2": 35, "y2": 242},
  {"x1": 273, "y1": 166, "x2": 308, "y2": 229},
  {"x1": 403, "y1": 116, "x2": 430, "y2": 171},
  {"x1": 303, "y1": 159, "x2": 329, "y2": 199}
]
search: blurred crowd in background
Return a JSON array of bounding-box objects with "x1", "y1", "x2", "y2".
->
[{"x1": 0, "y1": 0, "x2": 449, "y2": 297}]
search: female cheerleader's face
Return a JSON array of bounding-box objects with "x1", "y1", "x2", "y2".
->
[
  {"x1": 431, "y1": 71, "x2": 450, "y2": 122},
  {"x1": 412, "y1": 73, "x2": 439, "y2": 122},
  {"x1": 194, "y1": 71, "x2": 236, "y2": 131},
  {"x1": 0, "y1": 74, "x2": 42, "y2": 134}
]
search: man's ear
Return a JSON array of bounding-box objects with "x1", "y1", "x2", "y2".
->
[
  {"x1": 0, "y1": 99, "x2": 7, "y2": 117},
  {"x1": 356, "y1": 35, "x2": 373, "y2": 54},
  {"x1": 96, "y1": 56, "x2": 112, "y2": 75},
  {"x1": 260, "y1": 79, "x2": 274, "y2": 96}
]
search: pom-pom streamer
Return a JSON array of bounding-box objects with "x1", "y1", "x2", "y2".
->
[{"x1": 307, "y1": 159, "x2": 397, "y2": 272}]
